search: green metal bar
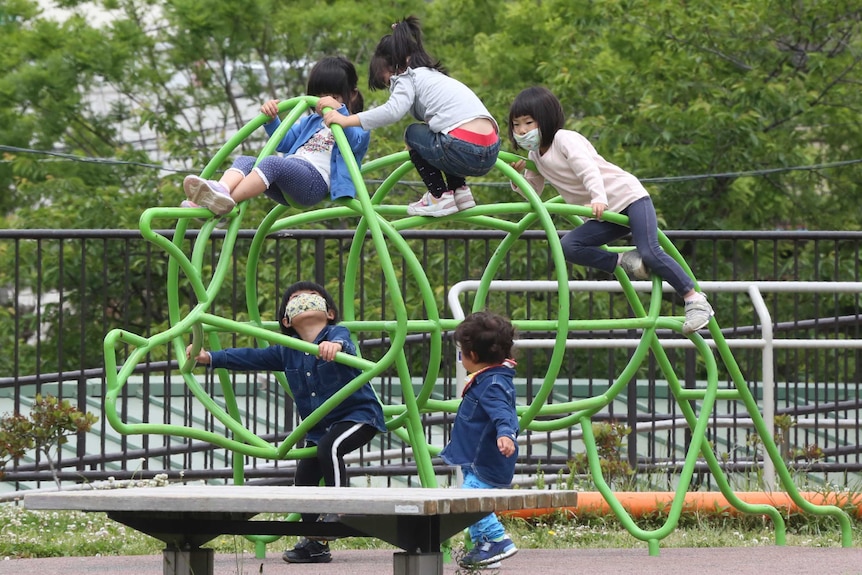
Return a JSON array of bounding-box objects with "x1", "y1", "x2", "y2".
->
[{"x1": 103, "y1": 94, "x2": 854, "y2": 559}]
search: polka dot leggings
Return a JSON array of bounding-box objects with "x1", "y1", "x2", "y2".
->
[{"x1": 230, "y1": 155, "x2": 328, "y2": 207}]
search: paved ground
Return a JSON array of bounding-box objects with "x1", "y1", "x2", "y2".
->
[{"x1": 2, "y1": 546, "x2": 861, "y2": 575}]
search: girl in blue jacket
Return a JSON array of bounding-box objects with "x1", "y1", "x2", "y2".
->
[
  {"x1": 186, "y1": 281, "x2": 386, "y2": 564},
  {"x1": 183, "y1": 56, "x2": 371, "y2": 216},
  {"x1": 440, "y1": 311, "x2": 520, "y2": 569}
]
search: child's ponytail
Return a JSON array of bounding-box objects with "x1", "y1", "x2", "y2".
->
[{"x1": 389, "y1": 15, "x2": 446, "y2": 75}]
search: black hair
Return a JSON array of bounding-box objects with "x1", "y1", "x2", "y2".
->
[
  {"x1": 454, "y1": 311, "x2": 516, "y2": 365},
  {"x1": 277, "y1": 281, "x2": 339, "y2": 336},
  {"x1": 306, "y1": 56, "x2": 364, "y2": 113},
  {"x1": 368, "y1": 15, "x2": 446, "y2": 90},
  {"x1": 508, "y1": 86, "x2": 565, "y2": 151}
]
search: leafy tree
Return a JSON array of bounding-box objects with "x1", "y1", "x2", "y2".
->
[
  {"x1": 0, "y1": 0, "x2": 861, "y2": 382},
  {"x1": 0, "y1": 394, "x2": 98, "y2": 489},
  {"x1": 473, "y1": 0, "x2": 862, "y2": 231}
]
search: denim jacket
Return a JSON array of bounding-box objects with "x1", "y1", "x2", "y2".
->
[
  {"x1": 264, "y1": 104, "x2": 370, "y2": 200},
  {"x1": 208, "y1": 325, "x2": 385, "y2": 443},
  {"x1": 440, "y1": 364, "x2": 519, "y2": 487}
]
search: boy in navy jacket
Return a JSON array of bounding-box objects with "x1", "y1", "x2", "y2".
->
[{"x1": 440, "y1": 311, "x2": 519, "y2": 569}]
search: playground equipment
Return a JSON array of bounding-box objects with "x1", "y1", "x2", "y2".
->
[{"x1": 103, "y1": 96, "x2": 853, "y2": 556}]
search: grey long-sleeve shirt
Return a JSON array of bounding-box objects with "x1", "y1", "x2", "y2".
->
[{"x1": 357, "y1": 67, "x2": 498, "y2": 134}]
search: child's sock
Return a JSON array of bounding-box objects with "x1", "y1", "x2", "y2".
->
[{"x1": 684, "y1": 292, "x2": 706, "y2": 303}]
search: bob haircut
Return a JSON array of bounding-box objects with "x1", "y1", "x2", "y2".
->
[
  {"x1": 507, "y1": 86, "x2": 565, "y2": 151},
  {"x1": 277, "y1": 281, "x2": 339, "y2": 336},
  {"x1": 454, "y1": 310, "x2": 516, "y2": 365},
  {"x1": 306, "y1": 56, "x2": 364, "y2": 114},
  {"x1": 368, "y1": 15, "x2": 445, "y2": 90}
]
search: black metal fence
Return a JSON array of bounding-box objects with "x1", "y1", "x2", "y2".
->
[{"x1": 1, "y1": 228, "x2": 861, "y2": 493}]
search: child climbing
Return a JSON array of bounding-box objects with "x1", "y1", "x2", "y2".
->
[
  {"x1": 316, "y1": 15, "x2": 499, "y2": 217},
  {"x1": 183, "y1": 56, "x2": 370, "y2": 216},
  {"x1": 186, "y1": 281, "x2": 386, "y2": 563},
  {"x1": 508, "y1": 86, "x2": 714, "y2": 335}
]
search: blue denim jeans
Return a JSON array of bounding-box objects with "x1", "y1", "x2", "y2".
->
[
  {"x1": 462, "y1": 469, "x2": 506, "y2": 543},
  {"x1": 559, "y1": 197, "x2": 695, "y2": 296},
  {"x1": 404, "y1": 123, "x2": 500, "y2": 178}
]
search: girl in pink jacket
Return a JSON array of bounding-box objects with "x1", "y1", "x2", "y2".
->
[{"x1": 508, "y1": 86, "x2": 714, "y2": 335}]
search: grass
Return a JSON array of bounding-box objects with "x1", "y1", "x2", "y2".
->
[{"x1": 2, "y1": 503, "x2": 859, "y2": 560}]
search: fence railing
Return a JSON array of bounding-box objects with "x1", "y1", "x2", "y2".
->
[
  {"x1": 1, "y1": 229, "x2": 861, "y2": 493},
  {"x1": 448, "y1": 279, "x2": 862, "y2": 490}
]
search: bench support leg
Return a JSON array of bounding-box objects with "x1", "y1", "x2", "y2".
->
[
  {"x1": 163, "y1": 547, "x2": 214, "y2": 575},
  {"x1": 393, "y1": 551, "x2": 443, "y2": 575}
]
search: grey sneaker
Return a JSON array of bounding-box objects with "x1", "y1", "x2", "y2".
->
[
  {"x1": 619, "y1": 250, "x2": 650, "y2": 280},
  {"x1": 453, "y1": 185, "x2": 476, "y2": 210},
  {"x1": 183, "y1": 175, "x2": 236, "y2": 216},
  {"x1": 683, "y1": 294, "x2": 714, "y2": 335},
  {"x1": 407, "y1": 190, "x2": 459, "y2": 217}
]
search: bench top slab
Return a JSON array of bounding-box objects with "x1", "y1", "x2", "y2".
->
[{"x1": 23, "y1": 485, "x2": 577, "y2": 516}]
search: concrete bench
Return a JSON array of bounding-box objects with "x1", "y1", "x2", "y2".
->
[{"x1": 23, "y1": 485, "x2": 578, "y2": 575}]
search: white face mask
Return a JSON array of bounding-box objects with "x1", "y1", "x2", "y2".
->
[
  {"x1": 285, "y1": 293, "x2": 328, "y2": 322},
  {"x1": 514, "y1": 128, "x2": 542, "y2": 152}
]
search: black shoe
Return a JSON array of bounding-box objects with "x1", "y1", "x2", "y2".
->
[{"x1": 282, "y1": 538, "x2": 332, "y2": 564}]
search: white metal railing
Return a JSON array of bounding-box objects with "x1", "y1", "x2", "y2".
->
[{"x1": 448, "y1": 280, "x2": 862, "y2": 489}]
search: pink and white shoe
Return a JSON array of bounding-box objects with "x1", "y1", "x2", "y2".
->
[
  {"x1": 180, "y1": 199, "x2": 227, "y2": 227},
  {"x1": 452, "y1": 186, "x2": 476, "y2": 210},
  {"x1": 406, "y1": 191, "x2": 459, "y2": 217},
  {"x1": 183, "y1": 175, "x2": 236, "y2": 216}
]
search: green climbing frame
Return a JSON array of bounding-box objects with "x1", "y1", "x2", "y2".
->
[{"x1": 103, "y1": 96, "x2": 853, "y2": 556}]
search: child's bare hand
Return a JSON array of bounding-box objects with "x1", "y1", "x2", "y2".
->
[
  {"x1": 511, "y1": 160, "x2": 526, "y2": 172},
  {"x1": 317, "y1": 341, "x2": 342, "y2": 362},
  {"x1": 185, "y1": 344, "x2": 211, "y2": 364},
  {"x1": 322, "y1": 109, "x2": 347, "y2": 127},
  {"x1": 590, "y1": 202, "x2": 608, "y2": 220},
  {"x1": 316, "y1": 96, "x2": 342, "y2": 114},
  {"x1": 260, "y1": 99, "x2": 280, "y2": 120},
  {"x1": 497, "y1": 436, "x2": 516, "y2": 457}
]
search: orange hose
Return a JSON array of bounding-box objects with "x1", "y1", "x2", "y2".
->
[{"x1": 500, "y1": 491, "x2": 862, "y2": 519}]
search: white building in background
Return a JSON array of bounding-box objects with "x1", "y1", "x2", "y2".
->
[
  {"x1": 37, "y1": 0, "x2": 124, "y2": 26},
  {"x1": 36, "y1": 0, "x2": 309, "y2": 167}
]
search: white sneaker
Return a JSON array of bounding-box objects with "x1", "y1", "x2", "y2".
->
[
  {"x1": 406, "y1": 191, "x2": 459, "y2": 217},
  {"x1": 619, "y1": 250, "x2": 650, "y2": 280},
  {"x1": 183, "y1": 175, "x2": 236, "y2": 216},
  {"x1": 682, "y1": 293, "x2": 714, "y2": 335},
  {"x1": 453, "y1": 186, "x2": 476, "y2": 210},
  {"x1": 180, "y1": 200, "x2": 227, "y2": 227}
]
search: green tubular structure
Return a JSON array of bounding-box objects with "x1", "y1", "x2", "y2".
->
[{"x1": 103, "y1": 96, "x2": 853, "y2": 559}]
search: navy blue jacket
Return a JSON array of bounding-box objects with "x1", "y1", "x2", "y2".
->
[
  {"x1": 208, "y1": 325, "x2": 386, "y2": 444},
  {"x1": 440, "y1": 364, "x2": 519, "y2": 487}
]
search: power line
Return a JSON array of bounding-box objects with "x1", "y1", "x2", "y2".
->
[
  {"x1": 1, "y1": 144, "x2": 860, "y2": 184},
  {"x1": 0, "y1": 145, "x2": 189, "y2": 174}
]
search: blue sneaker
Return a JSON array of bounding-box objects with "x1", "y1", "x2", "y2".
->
[{"x1": 458, "y1": 537, "x2": 518, "y2": 568}]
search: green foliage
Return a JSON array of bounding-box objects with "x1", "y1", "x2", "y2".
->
[
  {"x1": 1, "y1": 0, "x2": 861, "y2": 384},
  {"x1": 0, "y1": 394, "x2": 98, "y2": 488},
  {"x1": 1, "y1": 501, "x2": 859, "y2": 559},
  {"x1": 0, "y1": 413, "x2": 33, "y2": 475},
  {"x1": 569, "y1": 421, "x2": 635, "y2": 490}
]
